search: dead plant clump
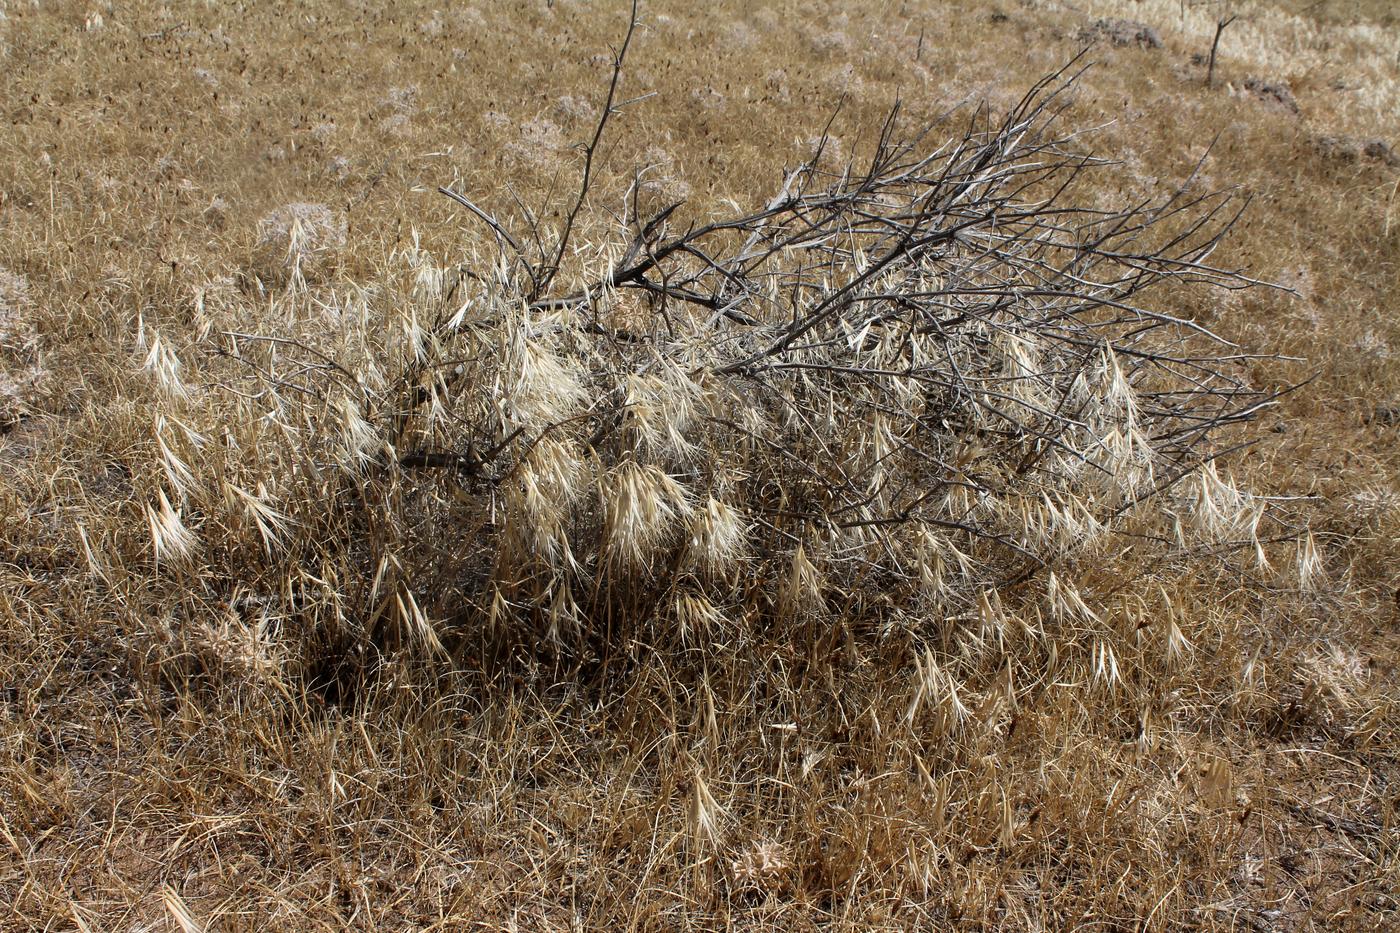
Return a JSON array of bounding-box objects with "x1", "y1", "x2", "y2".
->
[
  {"x1": 1078, "y1": 19, "x2": 1165, "y2": 49},
  {"x1": 2, "y1": 1, "x2": 1398, "y2": 929},
  {"x1": 1314, "y1": 134, "x2": 1399, "y2": 167},
  {"x1": 116, "y1": 64, "x2": 1282, "y2": 687}
]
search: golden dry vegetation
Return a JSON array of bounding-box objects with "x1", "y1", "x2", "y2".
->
[{"x1": 1, "y1": 0, "x2": 1398, "y2": 930}]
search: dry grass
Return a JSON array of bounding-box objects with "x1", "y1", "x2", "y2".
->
[{"x1": 2, "y1": 0, "x2": 1398, "y2": 930}]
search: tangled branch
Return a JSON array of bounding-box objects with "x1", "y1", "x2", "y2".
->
[{"x1": 187, "y1": 55, "x2": 1282, "y2": 657}]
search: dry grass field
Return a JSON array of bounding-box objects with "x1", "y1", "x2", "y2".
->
[{"x1": 1, "y1": 0, "x2": 1398, "y2": 929}]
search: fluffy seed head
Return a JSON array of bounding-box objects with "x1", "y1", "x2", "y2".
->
[
  {"x1": 779, "y1": 541, "x2": 824, "y2": 618},
  {"x1": 334, "y1": 395, "x2": 379, "y2": 469},
  {"x1": 145, "y1": 488, "x2": 199, "y2": 564},
  {"x1": 684, "y1": 496, "x2": 748, "y2": 577},
  {"x1": 600, "y1": 461, "x2": 692, "y2": 570},
  {"x1": 1295, "y1": 530, "x2": 1326, "y2": 591},
  {"x1": 510, "y1": 439, "x2": 584, "y2": 566},
  {"x1": 688, "y1": 769, "x2": 726, "y2": 848},
  {"x1": 142, "y1": 332, "x2": 192, "y2": 401},
  {"x1": 674, "y1": 590, "x2": 724, "y2": 642},
  {"x1": 499, "y1": 322, "x2": 585, "y2": 430}
]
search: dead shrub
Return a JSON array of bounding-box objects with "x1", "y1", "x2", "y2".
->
[
  {"x1": 113, "y1": 60, "x2": 1283, "y2": 692},
  {"x1": 1315, "y1": 135, "x2": 1399, "y2": 167},
  {"x1": 1078, "y1": 19, "x2": 1163, "y2": 49},
  {"x1": 1242, "y1": 76, "x2": 1299, "y2": 114}
]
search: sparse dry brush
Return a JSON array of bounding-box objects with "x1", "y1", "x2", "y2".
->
[{"x1": 2, "y1": 1, "x2": 1398, "y2": 929}]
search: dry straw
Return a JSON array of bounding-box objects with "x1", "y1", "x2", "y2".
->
[{"x1": 5, "y1": 0, "x2": 1397, "y2": 927}]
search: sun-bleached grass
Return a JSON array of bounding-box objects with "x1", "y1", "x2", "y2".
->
[{"x1": 1, "y1": 1, "x2": 1397, "y2": 930}]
